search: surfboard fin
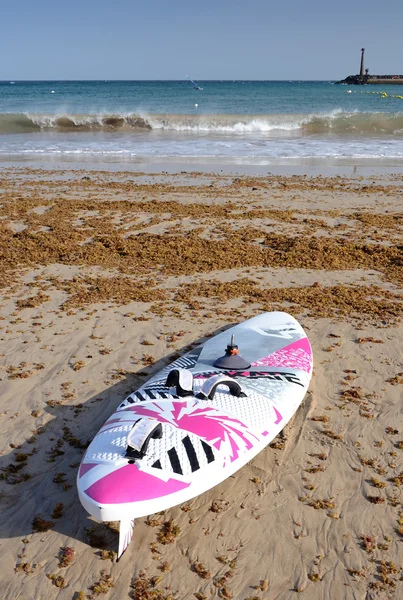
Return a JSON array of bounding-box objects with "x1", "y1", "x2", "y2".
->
[{"x1": 117, "y1": 518, "x2": 135, "y2": 561}]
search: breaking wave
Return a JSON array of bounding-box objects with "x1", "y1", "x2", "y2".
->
[
  {"x1": 0, "y1": 113, "x2": 152, "y2": 133},
  {"x1": 1, "y1": 111, "x2": 403, "y2": 135}
]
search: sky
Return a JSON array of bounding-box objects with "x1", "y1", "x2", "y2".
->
[{"x1": 1, "y1": 0, "x2": 402, "y2": 80}]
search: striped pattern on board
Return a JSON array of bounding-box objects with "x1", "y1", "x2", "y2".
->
[{"x1": 151, "y1": 435, "x2": 216, "y2": 475}]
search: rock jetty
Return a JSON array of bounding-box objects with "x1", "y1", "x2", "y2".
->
[{"x1": 337, "y1": 48, "x2": 403, "y2": 84}]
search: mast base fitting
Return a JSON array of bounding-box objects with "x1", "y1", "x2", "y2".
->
[{"x1": 213, "y1": 335, "x2": 251, "y2": 370}]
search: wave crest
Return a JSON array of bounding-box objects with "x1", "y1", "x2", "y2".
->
[
  {"x1": 0, "y1": 113, "x2": 152, "y2": 133},
  {"x1": 1, "y1": 111, "x2": 403, "y2": 135}
]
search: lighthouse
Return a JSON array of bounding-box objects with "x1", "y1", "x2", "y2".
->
[{"x1": 360, "y1": 48, "x2": 365, "y2": 77}]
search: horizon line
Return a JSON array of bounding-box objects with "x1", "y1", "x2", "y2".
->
[{"x1": 0, "y1": 78, "x2": 340, "y2": 83}]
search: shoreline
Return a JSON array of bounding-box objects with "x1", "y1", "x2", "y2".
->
[{"x1": 3, "y1": 156, "x2": 403, "y2": 178}]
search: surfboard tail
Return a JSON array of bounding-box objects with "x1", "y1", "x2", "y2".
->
[{"x1": 117, "y1": 518, "x2": 135, "y2": 561}]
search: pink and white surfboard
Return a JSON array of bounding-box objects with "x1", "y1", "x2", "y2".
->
[{"x1": 77, "y1": 312, "x2": 313, "y2": 559}]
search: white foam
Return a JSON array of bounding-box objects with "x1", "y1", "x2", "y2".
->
[{"x1": 1, "y1": 133, "x2": 403, "y2": 161}]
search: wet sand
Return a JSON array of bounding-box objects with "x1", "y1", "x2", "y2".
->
[{"x1": 0, "y1": 168, "x2": 402, "y2": 599}]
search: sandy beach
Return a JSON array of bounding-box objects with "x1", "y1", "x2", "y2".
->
[{"x1": 0, "y1": 167, "x2": 402, "y2": 600}]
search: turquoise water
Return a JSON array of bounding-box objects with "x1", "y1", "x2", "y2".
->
[{"x1": 1, "y1": 80, "x2": 403, "y2": 166}]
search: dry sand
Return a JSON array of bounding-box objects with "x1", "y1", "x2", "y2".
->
[{"x1": 0, "y1": 168, "x2": 402, "y2": 600}]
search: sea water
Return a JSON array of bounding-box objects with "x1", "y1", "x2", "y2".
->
[{"x1": 1, "y1": 80, "x2": 403, "y2": 169}]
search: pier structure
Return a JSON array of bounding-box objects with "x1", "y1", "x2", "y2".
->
[{"x1": 337, "y1": 49, "x2": 403, "y2": 84}]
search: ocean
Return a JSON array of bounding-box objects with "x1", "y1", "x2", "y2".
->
[{"x1": 1, "y1": 80, "x2": 403, "y2": 170}]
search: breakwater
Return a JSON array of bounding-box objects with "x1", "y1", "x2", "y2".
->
[{"x1": 338, "y1": 75, "x2": 403, "y2": 85}]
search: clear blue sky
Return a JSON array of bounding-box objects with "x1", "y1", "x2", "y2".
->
[{"x1": 1, "y1": 0, "x2": 402, "y2": 80}]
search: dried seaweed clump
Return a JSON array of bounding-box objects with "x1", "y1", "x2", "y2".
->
[
  {"x1": 16, "y1": 292, "x2": 50, "y2": 308},
  {"x1": 14, "y1": 562, "x2": 37, "y2": 574},
  {"x1": 90, "y1": 570, "x2": 115, "y2": 595},
  {"x1": 210, "y1": 499, "x2": 229, "y2": 513},
  {"x1": 387, "y1": 373, "x2": 403, "y2": 385},
  {"x1": 157, "y1": 520, "x2": 181, "y2": 544},
  {"x1": 32, "y1": 515, "x2": 55, "y2": 533},
  {"x1": 130, "y1": 570, "x2": 175, "y2": 600},
  {"x1": 58, "y1": 546, "x2": 76, "y2": 567},
  {"x1": 192, "y1": 563, "x2": 211, "y2": 579},
  {"x1": 175, "y1": 280, "x2": 403, "y2": 324},
  {"x1": 100, "y1": 549, "x2": 117, "y2": 562},
  {"x1": 60, "y1": 275, "x2": 168, "y2": 309},
  {"x1": 367, "y1": 495, "x2": 385, "y2": 504},
  {"x1": 47, "y1": 574, "x2": 67, "y2": 588},
  {"x1": 0, "y1": 459, "x2": 31, "y2": 485},
  {"x1": 361, "y1": 535, "x2": 377, "y2": 553},
  {"x1": 51, "y1": 502, "x2": 65, "y2": 518},
  {"x1": 299, "y1": 497, "x2": 336, "y2": 511},
  {"x1": 356, "y1": 337, "x2": 384, "y2": 344}
]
